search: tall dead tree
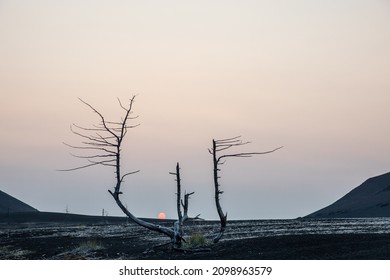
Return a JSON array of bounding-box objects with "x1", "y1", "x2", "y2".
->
[
  {"x1": 61, "y1": 96, "x2": 186, "y2": 245},
  {"x1": 210, "y1": 136, "x2": 282, "y2": 243}
]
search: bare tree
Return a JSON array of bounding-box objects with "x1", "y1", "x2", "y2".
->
[
  {"x1": 61, "y1": 96, "x2": 184, "y2": 245},
  {"x1": 209, "y1": 136, "x2": 283, "y2": 243}
]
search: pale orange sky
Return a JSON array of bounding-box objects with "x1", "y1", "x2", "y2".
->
[{"x1": 1, "y1": 0, "x2": 389, "y2": 219}]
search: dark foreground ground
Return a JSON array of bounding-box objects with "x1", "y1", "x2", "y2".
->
[
  {"x1": 2, "y1": 229, "x2": 390, "y2": 260},
  {"x1": 1, "y1": 213, "x2": 389, "y2": 260},
  {"x1": 150, "y1": 234, "x2": 390, "y2": 260}
]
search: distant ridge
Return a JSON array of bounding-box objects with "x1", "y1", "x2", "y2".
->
[
  {"x1": 0, "y1": 211, "x2": 176, "y2": 224},
  {"x1": 306, "y1": 172, "x2": 390, "y2": 218},
  {"x1": 0, "y1": 190, "x2": 38, "y2": 213}
]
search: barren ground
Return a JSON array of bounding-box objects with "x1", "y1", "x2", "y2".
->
[{"x1": 1, "y1": 216, "x2": 390, "y2": 260}]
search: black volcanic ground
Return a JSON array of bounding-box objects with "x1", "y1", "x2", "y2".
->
[
  {"x1": 306, "y1": 172, "x2": 390, "y2": 218},
  {"x1": 1, "y1": 216, "x2": 390, "y2": 260}
]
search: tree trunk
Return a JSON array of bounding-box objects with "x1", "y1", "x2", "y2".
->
[{"x1": 212, "y1": 139, "x2": 227, "y2": 243}]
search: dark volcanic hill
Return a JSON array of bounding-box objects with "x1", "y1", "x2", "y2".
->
[
  {"x1": 0, "y1": 190, "x2": 38, "y2": 213},
  {"x1": 306, "y1": 172, "x2": 390, "y2": 218}
]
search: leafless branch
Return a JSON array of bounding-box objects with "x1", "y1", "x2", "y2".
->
[
  {"x1": 58, "y1": 161, "x2": 106, "y2": 172},
  {"x1": 72, "y1": 123, "x2": 107, "y2": 132},
  {"x1": 62, "y1": 142, "x2": 117, "y2": 154},
  {"x1": 78, "y1": 98, "x2": 119, "y2": 140},
  {"x1": 69, "y1": 153, "x2": 116, "y2": 159},
  {"x1": 214, "y1": 136, "x2": 242, "y2": 143},
  {"x1": 218, "y1": 146, "x2": 283, "y2": 162},
  {"x1": 120, "y1": 170, "x2": 140, "y2": 183}
]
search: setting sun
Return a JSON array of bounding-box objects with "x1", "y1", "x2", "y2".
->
[{"x1": 158, "y1": 212, "x2": 166, "y2": 219}]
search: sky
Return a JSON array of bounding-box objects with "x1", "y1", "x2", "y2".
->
[{"x1": 1, "y1": 0, "x2": 390, "y2": 220}]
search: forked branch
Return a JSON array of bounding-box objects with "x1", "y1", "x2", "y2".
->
[{"x1": 170, "y1": 162, "x2": 199, "y2": 247}]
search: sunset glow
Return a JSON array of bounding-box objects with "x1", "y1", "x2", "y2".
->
[{"x1": 1, "y1": 0, "x2": 389, "y2": 220}]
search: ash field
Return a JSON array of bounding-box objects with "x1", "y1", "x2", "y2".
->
[{"x1": 1, "y1": 213, "x2": 390, "y2": 260}]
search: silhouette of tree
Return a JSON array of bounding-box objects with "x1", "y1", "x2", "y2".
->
[
  {"x1": 209, "y1": 136, "x2": 282, "y2": 243},
  {"x1": 60, "y1": 96, "x2": 191, "y2": 246},
  {"x1": 169, "y1": 162, "x2": 199, "y2": 247}
]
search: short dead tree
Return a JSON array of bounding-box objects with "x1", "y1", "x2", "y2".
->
[{"x1": 170, "y1": 162, "x2": 200, "y2": 248}]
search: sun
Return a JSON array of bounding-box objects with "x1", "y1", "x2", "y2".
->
[{"x1": 158, "y1": 212, "x2": 166, "y2": 219}]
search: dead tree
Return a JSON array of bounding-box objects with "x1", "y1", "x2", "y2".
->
[
  {"x1": 170, "y1": 162, "x2": 198, "y2": 247},
  {"x1": 210, "y1": 136, "x2": 283, "y2": 243},
  {"x1": 60, "y1": 96, "x2": 181, "y2": 244}
]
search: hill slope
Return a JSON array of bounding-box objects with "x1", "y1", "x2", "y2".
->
[
  {"x1": 0, "y1": 190, "x2": 38, "y2": 213},
  {"x1": 306, "y1": 172, "x2": 390, "y2": 218}
]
